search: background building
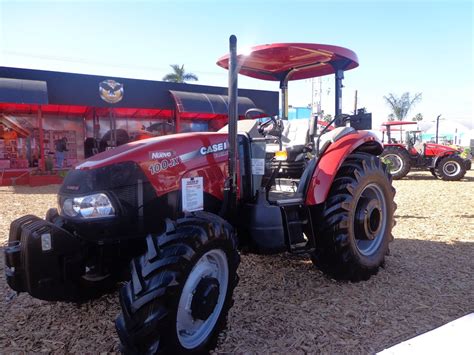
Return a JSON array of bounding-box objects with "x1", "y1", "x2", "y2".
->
[{"x1": 0, "y1": 67, "x2": 278, "y2": 177}]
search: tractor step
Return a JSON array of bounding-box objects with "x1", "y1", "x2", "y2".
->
[{"x1": 280, "y1": 203, "x2": 314, "y2": 253}]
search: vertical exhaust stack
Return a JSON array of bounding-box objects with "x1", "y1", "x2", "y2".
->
[{"x1": 221, "y1": 34, "x2": 238, "y2": 218}]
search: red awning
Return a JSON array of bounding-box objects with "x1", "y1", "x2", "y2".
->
[{"x1": 0, "y1": 103, "x2": 174, "y2": 119}]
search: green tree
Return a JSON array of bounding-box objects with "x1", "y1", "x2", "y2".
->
[
  {"x1": 162, "y1": 64, "x2": 198, "y2": 83},
  {"x1": 412, "y1": 113, "x2": 423, "y2": 121},
  {"x1": 318, "y1": 110, "x2": 332, "y2": 123},
  {"x1": 383, "y1": 92, "x2": 422, "y2": 120}
]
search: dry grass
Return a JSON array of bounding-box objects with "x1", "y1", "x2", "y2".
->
[{"x1": 1, "y1": 171, "x2": 473, "y2": 353}]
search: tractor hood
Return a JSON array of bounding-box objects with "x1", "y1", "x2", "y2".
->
[
  {"x1": 59, "y1": 132, "x2": 230, "y2": 232},
  {"x1": 424, "y1": 142, "x2": 461, "y2": 154},
  {"x1": 71, "y1": 132, "x2": 230, "y2": 199},
  {"x1": 76, "y1": 132, "x2": 229, "y2": 171}
]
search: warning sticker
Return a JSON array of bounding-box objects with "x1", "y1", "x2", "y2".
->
[
  {"x1": 251, "y1": 158, "x2": 265, "y2": 175},
  {"x1": 182, "y1": 177, "x2": 204, "y2": 212}
]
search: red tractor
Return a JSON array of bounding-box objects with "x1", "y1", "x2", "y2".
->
[
  {"x1": 5, "y1": 37, "x2": 396, "y2": 353},
  {"x1": 380, "y1": 121, "x2": 471, "y2": 180}
]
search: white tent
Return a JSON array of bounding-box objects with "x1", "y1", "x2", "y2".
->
[{"x1": 422, "y1": 120, "x2": 471, "y2": 146}]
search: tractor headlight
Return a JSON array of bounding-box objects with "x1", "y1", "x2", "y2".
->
[{"x1": 61, "y1": 193, "x2": 115, "y2": 219}]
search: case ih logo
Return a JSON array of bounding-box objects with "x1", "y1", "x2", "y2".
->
[
  {"x1": 200, "y1": 142, "x2": 228, "y2": 155},
  {"x1": 99, "y1": 79, "x2": 124, "y2": 104}
]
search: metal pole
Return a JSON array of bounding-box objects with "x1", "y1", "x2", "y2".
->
[
  {"x1": 354, "y1": 90, "x2": 358, "y2": 115},
  {"x1": 280, "y1": 77, "x2": 289, "y2": 120},
  {"x1": 228, "y1": 35, "x2": 238, "y2": 193},
  {"x1": 175, "y1": 108, "x2": 181, "y2": 133},
  {"x1": 335, "y1": 69, "x2": 344, "y2": 120},
  {"x1": 318, "y1": 77, "x2": 322, "y2": 116},
  {"x1": 38, "y1": 106, "x2": 45, "y2": 171},
  {"x1": 436, "y1": 114, "x2": 441, "y2": 144}
]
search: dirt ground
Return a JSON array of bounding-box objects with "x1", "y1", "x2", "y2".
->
[{"x1": 0, "y1": 170, "x2": 473, "y2": 353}]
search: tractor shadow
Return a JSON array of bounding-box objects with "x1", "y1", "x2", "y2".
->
[
  {"x1": 233, "y1": 238, "x2": 474, "y2": 353},
  {"x1": 394, "y1": 214, "x2": 428, "y2": 219},
  {"x1": 400, "y1": 173, "x2": 474, "y2": 182}
]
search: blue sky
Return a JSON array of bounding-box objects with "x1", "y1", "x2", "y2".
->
[{"x1": 0, "y1": 0, "x2": 472, "y2": 128}]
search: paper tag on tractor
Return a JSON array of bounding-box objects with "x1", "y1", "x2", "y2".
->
[{"x1": 182, "y1": 177, "x2": 204, "y2": 212}]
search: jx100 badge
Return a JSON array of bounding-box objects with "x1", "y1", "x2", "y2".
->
[{"x1": 149, "y1": 157, "x2": 181, "y2": 175}]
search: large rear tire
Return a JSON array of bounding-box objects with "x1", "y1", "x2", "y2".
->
[
  {"x1": 435, "y1": 155, "x2": 467, "y2": 181},
  {"x1": 380, "y1": 146, "x2": 411, "y2": 179},
  {"x1": 116, "y1": 211, "x2": 239, "y2": 354},
  {"x1": 311, "y1": 152, "x2": 396, "y2": 281}
]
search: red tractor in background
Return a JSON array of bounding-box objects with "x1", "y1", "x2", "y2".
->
[
  {"x1": 380, "y1": 121, "x2": 471, "y2": 180},
  {"x1": 5, "y1": 36, "x2": 396, "y2": 353}
]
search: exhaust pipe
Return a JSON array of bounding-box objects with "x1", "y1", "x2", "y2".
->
[
  {"x1": 228, "y1": 34, "x2": 238, "y2": 191},
  {"x1": 220, "y1": 35, "x2": 238, "y2": 218}
]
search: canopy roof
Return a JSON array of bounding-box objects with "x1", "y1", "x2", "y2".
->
[
  {"x1": 0, "y1": 78, "x2": 48, "y2": 105},
  {"x1": 0, "y1": 66, "x2": 278, "y2": 116},
  {"x1": 216, "y1": 43, "x2": 359, "y2": 81},
  {"x1": 170, "y1": 90, "x2": 256, "y2": 119},
  {"x1": 381, "y1": 121, "x2": 418, "y2": 127}
]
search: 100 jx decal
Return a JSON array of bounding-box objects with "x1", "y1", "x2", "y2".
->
[{"x1": 149, "y1": 157, "x2": 181, "y2": 175}]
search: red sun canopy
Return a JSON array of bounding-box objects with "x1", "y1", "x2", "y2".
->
[
  {"x1": 381, "y1": 121, "x2": 418, "y2": 127},
  {"x1": 216, "y1": 43, "x2": 359, "y2": 81}
]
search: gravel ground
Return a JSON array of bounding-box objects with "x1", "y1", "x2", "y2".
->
[{"x1": 0, "y1": 170, "x2": 473, "y2": 353}]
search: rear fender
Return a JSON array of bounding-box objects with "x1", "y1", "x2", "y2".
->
[{"x1": 305, "y1": 131, "x2": 383, "y2": 205}]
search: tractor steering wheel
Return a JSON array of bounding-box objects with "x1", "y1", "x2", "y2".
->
[{"x1": 244, "y1": 108, "x2": 278, "y2": 136}]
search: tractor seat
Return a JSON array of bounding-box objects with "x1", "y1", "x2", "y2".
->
[
  {"x1": 315, "y1": 126, "x2": 355, "y2": 156},
  {"x1": 414, "y1": 142, "x2": 425, "y2": 155},
  {"x1": 297, "y1": 126, "x2": 355, "y2": 193},
  {"x1": 281, "y1": 119, "x2": 310, "y2": 147},
  {"x1": 265, "y1": 119, "x2": 309, "y2": 152},
  {"x1": 270, "y1": 126, "x2": 355, "y2": 204}
]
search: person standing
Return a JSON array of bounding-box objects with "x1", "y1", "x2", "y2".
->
[{"x1": 55, "y1": 137, "x2": 68, "y2": 169}]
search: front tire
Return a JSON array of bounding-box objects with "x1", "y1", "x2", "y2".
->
[
  {"x1": 311, "y1": 152, "x2": 396, "y2": 281},
  {"x1": 435, "y1": 155, "x2": 467, "y2": 181},
  {"x1": 116, "y1": 212, "x2": 239, "y2": 354},
  {"x1": 380, "y1": 146, "x2": 411, "y2": 179}
]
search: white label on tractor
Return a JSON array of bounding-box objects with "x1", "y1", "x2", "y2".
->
[
  {"x1": 41, "y1": 233, "x2": 52, "y2": 251},
  {"x1": 251, "y1": 158, "x2": 265, "y2": 175},
  {"x1": 182, "y1": 177, "x2": 204, "y2": 212}
]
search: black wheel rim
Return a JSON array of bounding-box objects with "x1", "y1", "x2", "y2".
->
[{"x1": 354, "y1": 183, "x2": 388, "y2": 256}]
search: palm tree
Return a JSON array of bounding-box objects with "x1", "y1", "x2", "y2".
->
[
  {"x1": 383, "y1": 92, "x2": 422, "y2": 120},
  {"x1": 162, "y1": 64, "x2": 198, "y2": 83}
]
